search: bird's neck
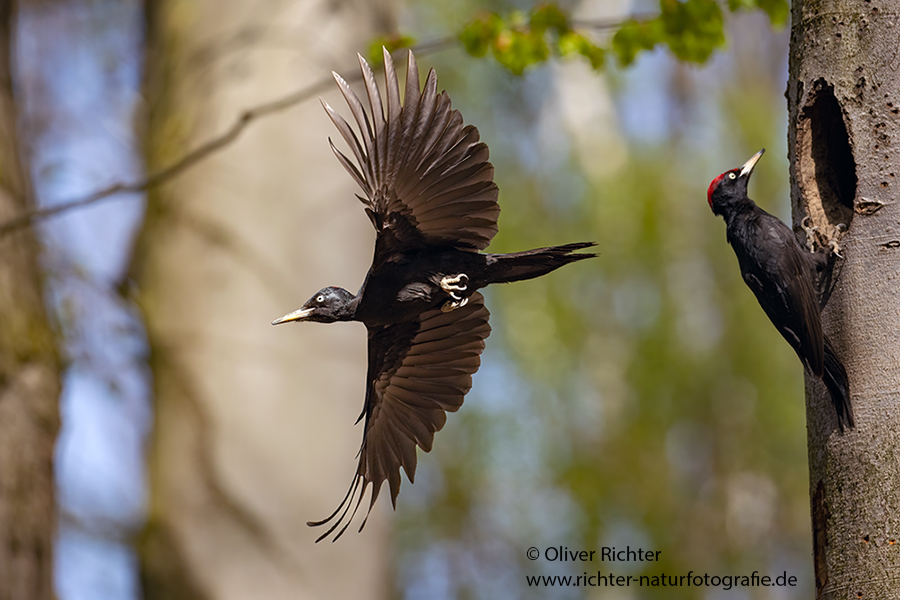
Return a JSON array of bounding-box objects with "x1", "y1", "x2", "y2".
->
[
  {"x1": 721, "y1": 196, "x2": 758, "y2": 229},
  {"x1": 336, "y1": 294, "x2": 361, "y2": 322}
]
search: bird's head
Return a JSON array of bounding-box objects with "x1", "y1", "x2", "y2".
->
[
  {"x1": 271, "y1": 286, "x2": 356, "y2": 325},
  {"x1": 707, "y1": 149, "x2": 765, "y2": 216}
]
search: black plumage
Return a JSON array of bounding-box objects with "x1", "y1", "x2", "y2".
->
[
  {"x1": 272, "y1": 49, "x2": 596, "y2": 541},
  {"x1": 708, "y1": 149, "x2": 852, "y2": 431}
]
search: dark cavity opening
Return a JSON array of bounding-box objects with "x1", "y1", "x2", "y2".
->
[{"x1": 798, "y1": 80, "x2": 857, "y2": 229}]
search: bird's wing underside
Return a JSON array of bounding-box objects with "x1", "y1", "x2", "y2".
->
[
  {"x1": 322, "y1": 48, "x2": 500, "y2": 259},
  {"x1": 308, "y1": 292, "x2": 491, "y2": 542},
  {"x1": 745, "y1": 223, "x2": 824, "y2": 376}
]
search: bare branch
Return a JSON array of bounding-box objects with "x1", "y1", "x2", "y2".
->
[
  {"x1": 0, "y1": 16, "x2": 640, "y2": 238},
  {"x1": 0, "y1": 38, "x2": 461, "y2": 238},
  {"x1": 572, "y1": 13, "x2": 657, "y2": 30},
  {"x1": 0, "y1": 74, "x2": 335, "y2": 237}
]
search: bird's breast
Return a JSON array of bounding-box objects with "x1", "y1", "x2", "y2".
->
[{"x1": 355, "y1": 271, "x2": 436, "y2": 327}]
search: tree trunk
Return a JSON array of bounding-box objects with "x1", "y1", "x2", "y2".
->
[
  {"x1": 133, "y1": 1, "x2": 394, "y2": 598},
  {"x1": 0, "y1": 2, "x2": 61, "y2": 599},
  {"x1": 788, "y1": 0, "x2": 900, "y2": 596}
]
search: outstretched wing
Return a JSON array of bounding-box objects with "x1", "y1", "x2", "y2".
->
[
  {"x1": 322, "y1": 48, "x2": 500, "y2": 258},
  {"x1": 309, "y1": 292, "x2": 491, "y2": 542}
]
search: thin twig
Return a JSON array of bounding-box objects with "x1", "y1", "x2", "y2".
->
[
  {"x1": 0, "y1": 76, "x2": 334, "y2": 236},
  {"x1": 572, "y1": 12, "x2": 657, "y2": 30},
  {"x1": 0, "y1": 15, "x2": 641, "y2": 237},
  {"x1": 0, "y1": 38, "x2": 461, "y2": 237}
]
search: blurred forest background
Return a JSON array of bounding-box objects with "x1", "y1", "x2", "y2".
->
[{"x1": 6, "y1": 0, "x2": 811, "y2": 598}]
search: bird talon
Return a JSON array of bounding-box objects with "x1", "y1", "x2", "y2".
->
[
  {"x1": 827, "y1": 223, "x2": 847, "y2": 258},
  {"x1": 829, "y1": 240, "x2": 844, "y2": 259},
  {"x1": 441, "y1": 296, "x2": 469, "y2": 312},
  {"x1": 440, "y1": 273, "x2": 469, "y2": 294},
  {"x1": 801, "y1": 217, "x2": 846, "y2": 257},
  {"x1": 821, "y1": 223, "x2": 847, "y2": 258},
  {"x1": 801, "y1": 216, "x2": 821, "y2": 252}
]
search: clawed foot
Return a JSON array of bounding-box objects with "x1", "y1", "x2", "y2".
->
[
  {"x1": 802, "y1": 217, "x2": 846, "y2": 258},
  {"x1": 441, "y1": 274, "x2": 469, "y2": 296},
  {"x1": 440, "y1": 274, "x2": 469, "y2": 312},
  {"x1": 801, "y1": 217, "x2": 820, "y2": 251},
  {"x1": 441, "y1": 297, "x2": 469, "y2": 312},
  {"x1": 829, "y1": 223, "x2": 847, "y2": 258}
]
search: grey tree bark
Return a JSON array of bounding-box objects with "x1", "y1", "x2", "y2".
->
[
  {"x1": 132, "y1": 0, "x2": 395, "y2": 598},
  {"x1": 788, "y1": 0, "x2": 900, "y2": 596},
  {"x1": 0, "y1": 1, "x2": 61, "y2": 599}
]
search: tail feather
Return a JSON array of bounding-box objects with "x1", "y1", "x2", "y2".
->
[
  {"x1": 822, "y1": 335, "x2": 853, "y2": 431},
  {"x1": 486, "y1": 242, "x2": 597, "y2": 284}
]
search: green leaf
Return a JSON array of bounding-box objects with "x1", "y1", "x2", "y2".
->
[
  {"x1": 366, "y1": 35, "x2": 417, "y2": 67},
  {"x1": 530, "y1": 3, "x2": 570, "y2": 34},
  {"x1": 612, "y1": 18, "x2": 664, "y2": 66},
  {"x1": 493, "y1": 28, "x2": 550, "y2": 75},
  {"x1": 612, "y1": 0, "x2": 726, "y2": 66},
  {"x1": 729, "y1": 0, "x2": 789, "y2": 26},
  {"x1": 380, "y1": 0, "x2": 780, "y2": 76},
  {"x1": 660, "y1": 0, "x2": 725, "y2": 63},
  {"x1": 460, "y1": 13, "x2": 504, "y2": 58},
  {"x1": 558, "y1": 31, "x2": 606, "y2": 70},
  {"x1": 727, "y1": 0, "x2": 754, "y2": 10}
]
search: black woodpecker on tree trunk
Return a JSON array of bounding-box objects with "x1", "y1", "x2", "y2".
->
[
  {"x1": 272, "y1": 49, "x2": 597, "y2": 542},
  {"x1": 707, "y1": 148, "x2": 852, "y2": 432}
]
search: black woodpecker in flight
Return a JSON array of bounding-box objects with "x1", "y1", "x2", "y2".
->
[{"x1": 272, "y1": 49, "x2": 596, "y2": 541}]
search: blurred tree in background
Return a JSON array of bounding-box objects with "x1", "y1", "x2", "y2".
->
[
  {"x1": 0, "y1": 2, "x2": 61, "y2": 597},
  {"x1": 134, "y1": 1, "x2": 395, "y2": 598}
]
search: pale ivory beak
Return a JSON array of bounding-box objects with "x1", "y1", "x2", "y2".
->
[
  {"x1": 740, "y1": 148, "x2": 765, "y2": 178},
  {"x1": 271, "y1": 307, "x2": 314, "y2": 325}
]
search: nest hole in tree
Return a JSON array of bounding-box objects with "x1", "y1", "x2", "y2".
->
[{"x1": 797, "y1": 80, "x2": 857, "y2": 235}]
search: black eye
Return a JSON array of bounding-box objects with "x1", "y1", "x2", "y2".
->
[
  {"x1": 317, "y1": 295, "x2": 325, "y2": 303},
  {"x1": 728, "y1": 172, "x2": 736, "y2": 180}
]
